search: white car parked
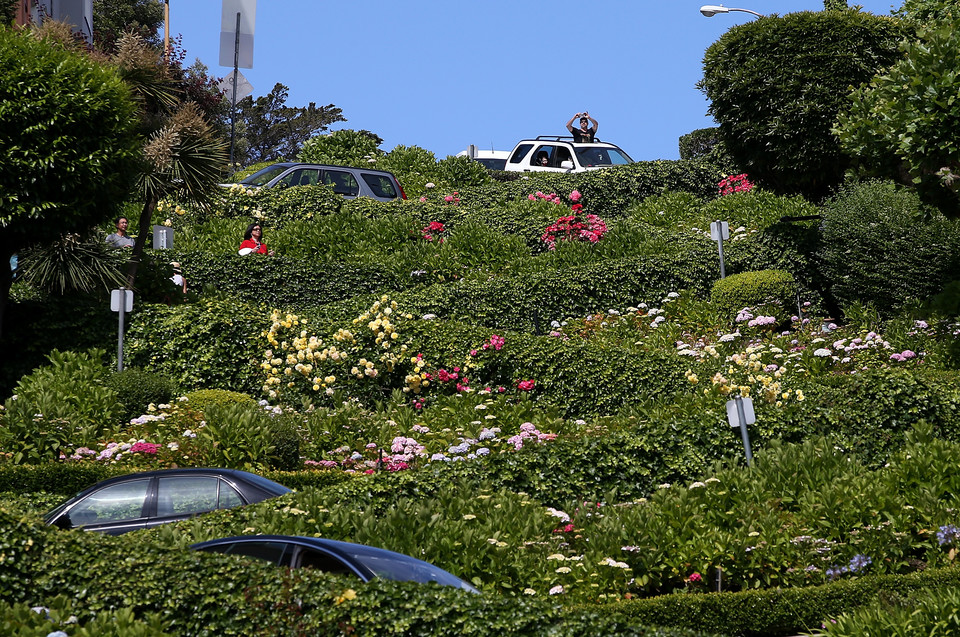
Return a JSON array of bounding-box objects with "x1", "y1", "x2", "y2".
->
[
  {"x1": 504, "y1": 136, "x2": 633, "y2": 173},
  {"x1": 457, "y1": 147, "x2": 510, "y2": 171}
]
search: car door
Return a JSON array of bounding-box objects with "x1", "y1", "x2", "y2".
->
[
  {"x1": 63, "y1": 478, "x2": 152, "y2": 535},
  {"x1": 527, "y1": 145, "x2": 566, "y2": 173},
  {"x1": 321, "y1": 169, "x2": 361, "y2": 198},
  {"x1": 146, "y1": 475, "x2": 244, "y2": 528}
]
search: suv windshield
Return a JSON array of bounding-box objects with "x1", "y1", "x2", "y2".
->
[
  {"x1": 240, "y1": 164, "x2": 290, "y2": 187},
  {"x1": 574, "y1": 147, "x2": 633, "y2": 167}
]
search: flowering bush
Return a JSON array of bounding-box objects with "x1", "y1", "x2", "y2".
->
[
  {"x1": 421, "y1": 220, "x2": 446, "y2": 242},
  {"x1": 541, "y1": 204, "x2": 608, "y2": 250},
  {"x1": 718, "y1": 173, "x2": 755, "y2": 196}
]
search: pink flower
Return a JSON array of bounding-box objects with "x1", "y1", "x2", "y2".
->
[
  {"x1": 517, "y1": 379, "x2": 535, "y2": 391},
  {"x1": 444, "y1": 195, "x2": 453, "y2": 202},
  {"x1": 569, "y1": 189, "x2": 581, "y2": 202},
  {"x1": 419, "y1": 196, "x2": 426, "y2": 202},
  {"x1": 689, "y1": 572, "x2": 702, "y2": 583},
  {"x1": 528, "y1": 194, "x2": 536, "y2": 201}
]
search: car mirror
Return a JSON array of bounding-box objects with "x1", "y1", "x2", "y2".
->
[{"x1": 560, "y1": 160, "x2": 574, "y2": 170}]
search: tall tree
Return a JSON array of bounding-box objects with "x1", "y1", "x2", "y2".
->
[
  {"x1": 0, "y1": 25, "x2": 139, "y2": 338},
  {"x1": 699, "y1": 10, "x2": 906, "y2": 200},
  {"x1": 835, "y1": 21, "x2": 960, "y2": 218},
  {"x1": 233, "y1": 83, "x2": 345, "y2": 166},
  {"x1": 92, "y1": 0, "x2": 164, "y2": 53},
  {"x1": 109, "y1": 33, "x2": 229, "y2": 286}
]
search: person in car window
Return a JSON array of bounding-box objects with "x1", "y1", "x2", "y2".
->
[
  {"x1": 536, "y1": 150, "x2": 550, "y2": 166},
  {"x1": 238, "y1": 223, "x2": 274, "y2": 255},
  {"x1": 566, "y1": 111, "x2": 598, "y2": 143}
]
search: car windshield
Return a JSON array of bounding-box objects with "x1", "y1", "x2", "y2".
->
[
  {"x1": 341, "y1": 544, "x2": 478, "y2": 592},
  {"x1": 574, "y1": 147, "x2": 633, "y2": 167},
  {"x1": 239, "y1": 164, "x2": 291, "y2": 187}
]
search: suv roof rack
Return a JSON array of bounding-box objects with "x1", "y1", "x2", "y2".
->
[{"x1": 532, "y1": 135, "x2": 604, "y2": 143}]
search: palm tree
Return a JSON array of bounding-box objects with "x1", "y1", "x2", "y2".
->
[{"x1": 110, "y1": 33, "x2": 228, "y2": 286}]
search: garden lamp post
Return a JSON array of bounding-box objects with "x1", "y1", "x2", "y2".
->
[{"x1": 700, "y1": 5, "x2": 763, "y2": 18}]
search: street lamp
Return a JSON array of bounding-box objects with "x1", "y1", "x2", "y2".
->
[{"x1": 700, "y1": 5, "x2": 763, "y2": 17}]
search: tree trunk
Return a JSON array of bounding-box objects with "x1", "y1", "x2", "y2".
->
[{"x1": 126, "y1": 195, "x2": 158, "y2": 287}]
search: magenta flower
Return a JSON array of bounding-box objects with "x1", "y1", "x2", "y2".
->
[
  {"x1": 517, "y1": 379, "x2": 535, "y2": 391},
  {"x1": 569, "y1": 189, "x2": 582, "y2": 202}
]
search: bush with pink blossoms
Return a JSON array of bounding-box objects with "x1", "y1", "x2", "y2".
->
[
  {"x1": 718, "y1": 173, "x2": 755, "y2": 196},
  {"x1": 541, "y1": 204, "x2": 608, "y2": 250}
]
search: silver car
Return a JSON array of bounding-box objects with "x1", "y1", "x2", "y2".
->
[{"x1": 231, "y1": 162, "x2": 407, "y2": 202}]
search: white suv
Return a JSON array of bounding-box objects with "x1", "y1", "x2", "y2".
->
[{"x1": 504, "y1": 136, "x2": 633, "y2": 173}]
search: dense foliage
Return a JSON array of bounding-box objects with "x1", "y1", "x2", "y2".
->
[
  {"x1": 835, "y1": 22, "x2": 960, "y2": 217},
  {"x1": 699, "y1": 10, "x2": 906, "y2": 199},
  {"x1": 0, "y1": 27, "x2": 139, "y2": 334}
]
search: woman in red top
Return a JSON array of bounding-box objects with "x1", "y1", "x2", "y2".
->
[{"x1": 239, "y1": 222, "x2": 274, "y2": 255}]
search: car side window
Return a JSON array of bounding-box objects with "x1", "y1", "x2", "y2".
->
[
  {"x1": 297, "y1": 549, "x2": 357, "y2": 576},
  {"x1": 323, "y1": 170, "x2": 360, "y2": 196},
  {"x1": 157, "y1": 476, "x2": 221, "y2": 517},
  {"x1": 217, "y1": 541, "x2": 290, "y2": 566},
  {"x1": 531, "y1": 145, "x2": 556, "y2": 167},
  {"x1": 68, "y1": 479, "x2": 150, "y2": 526},
  {"x1": 361, "y1": 173, "x2": 397, "y2": 199},
  {"x1": 555, "y1": 146, "x2": 573, "y2": 166},
  {"x1": 509, "y1": 144, "x2": 533, "y2": 164},
  {"x1": 218, "y1": 480, "x2": 243, "y2": 509}
]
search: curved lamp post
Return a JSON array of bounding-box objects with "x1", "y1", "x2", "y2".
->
[{"x1": 700, "y1": 5, "x2": 763, "y2": 17}]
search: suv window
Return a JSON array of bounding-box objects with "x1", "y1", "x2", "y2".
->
[
  {"x1": 277, "y1": 168, "x2": 320, "y2": 188},
  {"x1": 323, "y1": 169, "x2": 360, "y2": 196},
  {"x1": 509, "y1": 144, "x2": 533, "y2": 164},
  {"x1": 531, "y1": 145, "x2": 557, "y2": 167},
  {"x1": 575, "y1": 147, "x2": 632, "y2": 167},
  {"x1": 361, "y1": 173, "x2": 398, "y2": 199}
]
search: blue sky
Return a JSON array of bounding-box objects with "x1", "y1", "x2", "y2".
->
[{"x1": 170, "y1": 0, "x2": 900, "y2": 163}]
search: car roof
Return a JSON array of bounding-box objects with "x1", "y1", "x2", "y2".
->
[
  {"x1": 257, "y1": 162, "x2": 399, "y2": 177},
  {"x1": 516, "y1": 136, "x2": 622, "y2": 148},
  {"x1": 190, "y1": 534, "x2": 479, "y2": 592},
  {"x1": 70, "y1": 468, "x2": 289, "y2": 496}
]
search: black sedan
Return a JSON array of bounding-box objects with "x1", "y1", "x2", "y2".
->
[
  {"x1": 191, "y1": 535, "x2": 479, "y2": 593},
  {"x1": 44, "y1": 468, "x2": 290, "y2": 535}
]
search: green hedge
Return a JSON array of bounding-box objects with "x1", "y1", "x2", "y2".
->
[
  {"x1": 819, "y1": 180, "x2": 960, "y2": 316},
  {"x1": 169, "y1": 251, "x2": 405, "y2": 307},
  {"x1": 597, "y1": 566, "x2": 960, "y2": 637},
  {"x1": 451, "y1": 159, "x2": 725, "y2": 219},
  {"x1": 18, "y1": 515, "x2": 712, "y2": 636},
  {"x1": 124, "y1": 299, "x2": 270, "y2": 394}
]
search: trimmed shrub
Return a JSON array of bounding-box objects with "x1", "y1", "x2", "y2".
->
[
  {"x1": 818, "y1": 180, "x2": 960, "y2": 316},
  {"x1": 125, "y1": 300, "x2": 268, "y2": 394},
  {"x1": 710, "y1": 270, "x2": 797, "y2": 320},
  {"x1": 814, "y1": 368, "x2": 960, "y2": 465},
  {"x1": 0, "y1": 597, "x2": 169, "y2": 637},
  {"x1": 0, "y1": 349, "x2": 122, "y2": 464},
  {"x1": 184, "y1": 388, "x2": 256, "y2": 415},
  {"x1": 600, "y1": 566, "x2": 960, "y2": 637},
  {"x1": 107, "y1": 368, "x2": 177, "y2": 424},
  {"x1": 0, "y1": 507, "x2": 54, "y2": 604},
  {"x1": 451, "y1": 159, "x2": 725, "y2": 219},
  {"x1": 700, "y1": 10, "x2": 907, "y2": 199}
]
